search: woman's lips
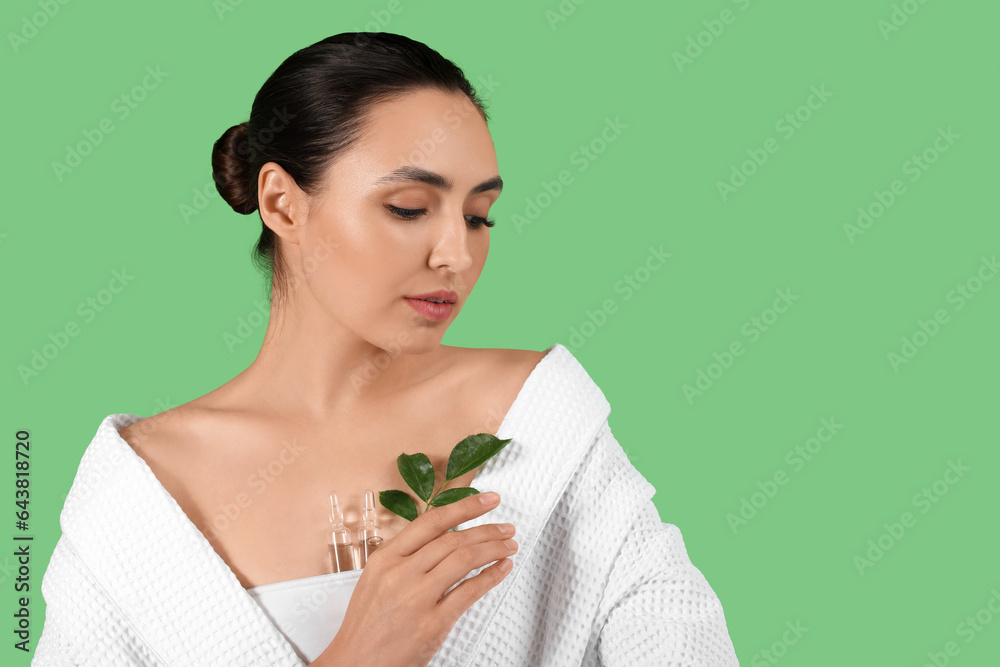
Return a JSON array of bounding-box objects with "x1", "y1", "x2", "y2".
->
[
  {"x1": 404, "y1": 297, "x2": 454, "y2": 321},
  {"x1": 404, "y1": 290, "x2": 458, "y2": 303}
]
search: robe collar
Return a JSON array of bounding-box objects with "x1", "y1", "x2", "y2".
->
[{"x1": 60, "y1": 343, "x2": 611, "y2": 665}]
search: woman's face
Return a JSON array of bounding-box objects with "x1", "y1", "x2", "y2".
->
[{"x1": 261, "y1": 87, "x2": 501, "y2": 354}]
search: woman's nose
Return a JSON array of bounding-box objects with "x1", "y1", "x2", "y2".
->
[{"x1": 429, "y1": 213, "x2": 475, "y2": 273}]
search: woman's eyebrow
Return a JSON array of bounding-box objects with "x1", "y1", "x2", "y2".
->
[{"x1": 374, "y1": 166, "x2": 503, "y2": 195}]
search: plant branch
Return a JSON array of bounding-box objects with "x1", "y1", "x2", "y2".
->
[{"x1": 423, "y1": 478, "x2": 454, "y2": 512}]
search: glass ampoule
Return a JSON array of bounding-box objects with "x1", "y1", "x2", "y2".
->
[
  {"x1": 327, "y1": 492, "x2": 357, "y2": 573},
  {"x1": 357, "y1": 489, "x2": 384, "y2": 568}
]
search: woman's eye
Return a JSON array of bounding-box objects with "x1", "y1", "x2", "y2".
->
[
  {"x1": 386, "y1": 204, "x2": 425, "y2": 220},
  {"x1": 465, "y1": 215, "x2": 495, "y2": 229},
  {"x1": 386, "y1": 204, "x2": 494, "y2": 229}
]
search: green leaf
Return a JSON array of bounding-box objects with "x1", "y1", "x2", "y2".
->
[
  {"x1": 445, "y1": 434, "x2": 512, "y2": 481},
  {"x1": 397, "y1": 452, "x2": 435, "y2": 502},
  {"x1": 429, "y1": 487, "x2": 480, "y2": 507},
  {"x1": 379, "y1": 489, "x2": 418, "y2": 522}
]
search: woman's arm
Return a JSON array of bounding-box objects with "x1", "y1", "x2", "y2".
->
[{"x1": 593, "y1": 427, "x2": 739, "y2": 666}]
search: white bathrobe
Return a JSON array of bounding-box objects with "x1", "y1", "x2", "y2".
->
[{"x1": 33, "y1": 343, "x2": 739, "y2": 666}]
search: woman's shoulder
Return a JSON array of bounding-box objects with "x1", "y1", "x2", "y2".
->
[
  {"x1": 450, "y1": 345, "x2": 549, "y2": 370},
  {"x1": 444, "y1": 345, "x2": 551, "y2": 390},
  {"x1": 119, "y1": 346, "x2": 551, "y2": 448},
  {"x1": 116, "y1": 401, "x2": 218, "y2": 463}
]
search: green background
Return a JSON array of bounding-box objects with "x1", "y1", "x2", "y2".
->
[{"x1": 3, "y1": 0, "x2": 997, "y2": 664}]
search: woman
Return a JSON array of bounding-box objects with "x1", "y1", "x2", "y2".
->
[{"x1": 34, "y1": 33, "x2": 738, "y2": 666}]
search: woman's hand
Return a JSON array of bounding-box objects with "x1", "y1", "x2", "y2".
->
[{"x1": 310, "y1": 491, "x2": 517, "y2": 667}]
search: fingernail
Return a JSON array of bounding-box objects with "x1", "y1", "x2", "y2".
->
[
  {"x1": 499, "y1": 559, "x2": 513, "y2": 573},
  {"x1": 480, "y1": 492, "x2": 500, "y2": 505}
]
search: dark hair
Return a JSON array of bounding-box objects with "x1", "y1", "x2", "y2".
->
[{"x1": 211, "y1": 32, "x2": 489, "y2": 306}]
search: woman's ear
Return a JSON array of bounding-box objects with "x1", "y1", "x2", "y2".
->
[{"x1": 258, "y1": 161, "x2": 308, "y2": 246}]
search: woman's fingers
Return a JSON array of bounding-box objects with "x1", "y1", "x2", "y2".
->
[
  {"x1": 385, "y1": 491, "x2": 502, "y2": 556},
  {"x1": 412, "y1": 523, "x2": 514, "y2": 586},
  {"x1": 435, "y1": 557, "x2": 515, "y2": 623},
  {"x1": 419, "y1": 531, "x2": 518, "y2": 599},
  {"x1": 329, "y1": 491, "x2": 517, "y2": 666}
]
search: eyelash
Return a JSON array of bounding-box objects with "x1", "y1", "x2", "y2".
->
[{"x1": 385, "y1": 204, "x2": 495, "y2": 229}]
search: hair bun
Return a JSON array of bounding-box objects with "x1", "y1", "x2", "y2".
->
[{"x1": 212, "y1": 122, "x2": 257, "y2": 214}]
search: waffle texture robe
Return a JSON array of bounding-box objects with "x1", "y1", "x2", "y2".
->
[{"x1": 33, "y1": 343, "x2": 739, "y2": 666}]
